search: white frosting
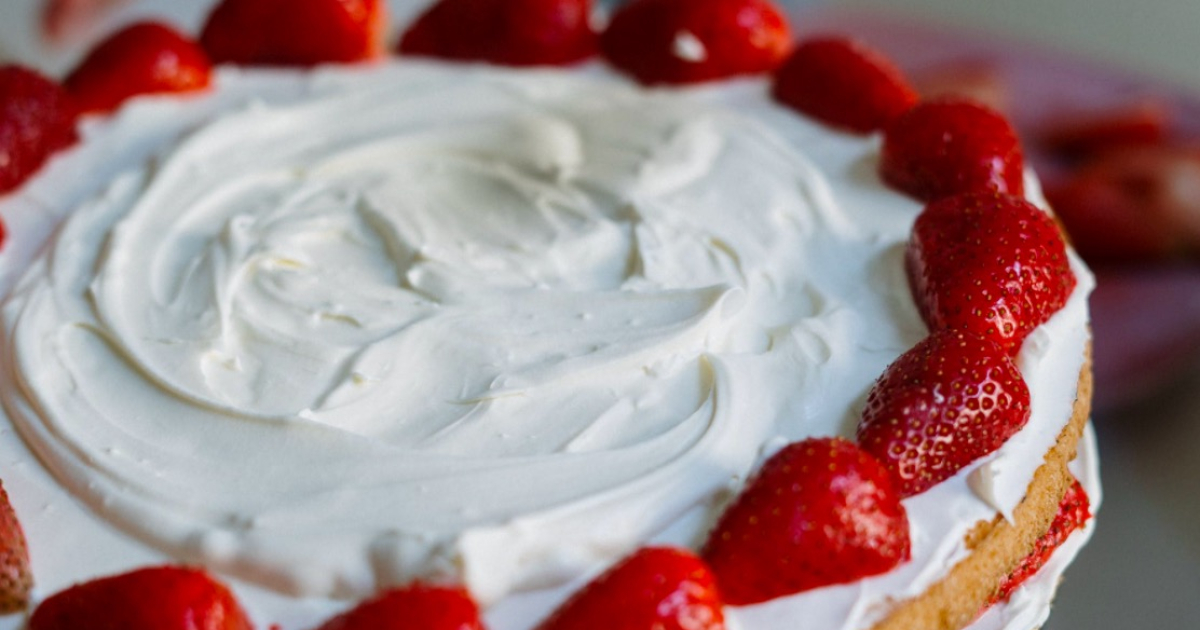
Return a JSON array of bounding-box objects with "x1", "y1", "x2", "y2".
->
[{"x1": 0, "y1": 61, "x2": 1094, "y2": 630}]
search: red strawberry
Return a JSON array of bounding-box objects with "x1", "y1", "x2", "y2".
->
[
  {"x1": 857, "y1": 330, "x2": 1031, "y2": 497},
  {"x1": 1044, "y1": 144, "x2": 1200, "y2": 264},
  {"x1": 30, "y1": 566, "x2": 254, "y2": 630},
  {"x1": 881, "y1": 98, "x2": 1025, "y2": 202},
  {"x1": 1044, "y1": 163, "x2": 1178, "y2": 264},
  {"x1": 990, "y1": 478, "x2": 1091, "y2": 605},
  {"x1": 601, "y1": 0, "x2": 791, "y2": 85},
  {"x1": 907, "y1": 192, "x2": 1076, "y2": 356},
  {"x1": 701, "y1": 437, "x2": 910, "y2": 606},
  {"x1": 64, "y1": 21, "x2": 213, "y2": 115},
  {"x1": 1038, "y1": 101, "x2": 1170, "y2": 161},
  {"x1": 200, "y1": 0, "x2": 386, "y2": 67},
  {"x1": 537, "y1": 547, "x2": 724, "y2": 630},
  {"x1": 398, "y1": 0, "x2": 596, "y2": 67},
  {"x1": 313, "y1": 584, "x2": 484, "y2": 630},
  {"x1": 772, "y1": 36, "x2": 918, "y2": 134},
  {"x1": 0, "y1": 65, "x2": 78, "y2": 195},
  {"x1": 0, "y1": 482, "x2": 32, "y2": 613}
]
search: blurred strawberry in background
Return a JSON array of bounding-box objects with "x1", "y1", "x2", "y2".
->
[
  {"x1": 1036, "y1": 104, "x2": 1200, "y2": 264},
  {"x1": 1032, "y1": 106, "x2": 1200, "y2": 409}
]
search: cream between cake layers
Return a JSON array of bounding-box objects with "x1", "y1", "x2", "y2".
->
[{"x1": 0, "y1": 61, "x2": 1095, "y2": 629}]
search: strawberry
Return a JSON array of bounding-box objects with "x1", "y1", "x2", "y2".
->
[
  {"x1": 200, "y1": 0, "x2": 386, "y2": 67},
  {"x1": 0, "y1": 65, "x2": 78, "y2": 195},
  {"x1": 857, "y1": 330, "x2": 1031, "y2": 497},
  {"x1": 772, "y1": 36, "x2": 918, "y2": 134},
  {"x1": 601, "y1": 0, "x2": 791, "y2": 85},
  {"x1": 906, "y1": 192, "x2": 1076, "y2": 356},
  {"x1": 30, "y1": 566, "x2": 254, "y2": 630},
  {"x1": 313, "y1": 584, "x2": 484, "y2": 630},
  {"x1": 1044, "y1": 144, "x2": 1200, "y2": 264},
  {"x1": 701, "y1": 437, "x2": 910, "y2": 606},
  {"x1": 64, "y1": 21, "x2": 213, "y2": 115},
  {"x1": 1044, "y1": 162, "x2": 1178, "y2": 264},
  {"x1": 1038, "y1": 101, "x2": 1170, "y2": 161},
  {"x1": 398, "y1": 0, "x2": 596, "y2": 67},
  {"x1": 881, "y1": 98, "x2": 1025, "y2": 202},
  {"x1": 0, "y1": 482, "x2": 32, "y2": 613},
  {"x1": 536, "y1": 547, "x2": 724, "y2": 630},
  {"x1": 989, "y1": 478, "x2": 1091, "y2": 605}
]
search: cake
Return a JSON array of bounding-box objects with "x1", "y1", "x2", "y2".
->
[{"x1": 0, "y1": 1, "x2": 1097, "y2": 629}]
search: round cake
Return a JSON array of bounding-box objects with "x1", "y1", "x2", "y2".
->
[{"x1": 0, "y1": 2, "x2": 1097, "y2": 630}]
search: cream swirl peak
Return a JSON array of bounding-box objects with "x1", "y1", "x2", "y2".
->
[{"x1": 0, "y1": 62, "x2": 1093, "y2": 629}]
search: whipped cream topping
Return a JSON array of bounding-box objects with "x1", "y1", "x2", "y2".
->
[{"x1": 0, "y1": 62, "x2": 1094, "y2": 630}]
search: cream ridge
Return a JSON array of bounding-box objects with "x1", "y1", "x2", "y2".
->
[{"x1": 0, "y1": 62, "x2": 1093, "y2": 630}]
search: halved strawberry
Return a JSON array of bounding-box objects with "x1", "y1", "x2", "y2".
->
[
  {"x1": 989, "y1": 478, "x2": 1091, "y2": 605},
  {"x1": 398, "y1": 0, "x2": 596, "y2": 67},
  {"x1": 907, "y1": 192, "x2": 1076, "y2": 356},
  {"x1": 881, "y1": 98, "x2": 1025, "y2": 202},
  {"x1": 857, "y1": 330, "x2": 1031, "y2": 497},
  {"x1": 601, "y1": 0, "x2": 791, "y2": 85},
  {"x1": 0, "y1": 65, "x2": 78, "y2": 195},
  {"x1": 30, "y1": 566, "x2": 254, "y2": 630},
  {"x1": 200, "y1": 0, "x2": 386, "y2": 67},
  {"x1": 313, "y1": 584, "x2": 484, "y2": 630},
  {"x1": 65, "y1": 21, "x2": 213, "y2": 115},
  {"x1": 772, "y1": 36, "x2": 918, "y2": 134},
  {"x1": 701, "y1": 437, "x2": 910, "y2": 606},
  {"x1": 536, "y1": 547, "x2": 724, "y2": 630},
  {"x1": 0, "y1": 482, "x2": 32, "y2": 613}
]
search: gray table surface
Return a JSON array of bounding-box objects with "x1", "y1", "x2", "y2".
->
[{"x1": 1048, "y1": 369, "x2": 1200, "y2": 629}]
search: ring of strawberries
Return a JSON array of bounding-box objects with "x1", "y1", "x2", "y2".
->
[{"x1": 0, "y1": 0, "x2": 1089, "y2": 628}]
